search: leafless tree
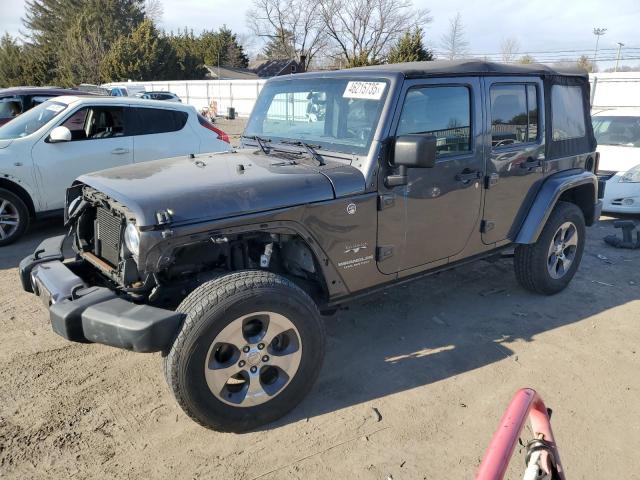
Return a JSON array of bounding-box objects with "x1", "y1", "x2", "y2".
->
[
  {"x1": 247, "y1": 0, "x2": 327, "y2": 69},
  {"x1": 318, "y1": 0, "x2": 431, "y2": 67},
  {"x1": 500, "y1": 37, "x2": 520, "y2": 63},
  {"x1": 144, "y1": 0, "x2": 164, "y2": 24},
  {"x1": 439, "y1": 12, "x2": 468, "y2": 60}
]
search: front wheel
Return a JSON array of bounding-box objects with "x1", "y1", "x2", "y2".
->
[
  {"x1": 0, "y1": 188, "x2": 29, "y2": 247},
  {"x1": 514, "y1": 201, "x2": 586, "y2": 295},
  {"x1": 164, "y1": 271, "x2": 326, "y2": 432}
]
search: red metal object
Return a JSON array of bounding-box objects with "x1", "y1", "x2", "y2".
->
[
  {"x1": 197, "y1": 113, "x2": 230, "y2": 143},
  {"x1": 476, "y1": 388, "x2": 565, "y2": 480}
]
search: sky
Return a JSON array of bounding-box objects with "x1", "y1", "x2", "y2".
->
[{"x1": 2, "y1": 0, "x2": 639, "y2": 69}]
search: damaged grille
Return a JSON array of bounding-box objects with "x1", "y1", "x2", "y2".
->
[{"x1": 95, "y1": 207, "x2": 123, "y2": 267}]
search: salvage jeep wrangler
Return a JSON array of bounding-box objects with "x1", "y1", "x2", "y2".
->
[{"x1": 20, "y1": 61, "x2": 603, "y2": 432}]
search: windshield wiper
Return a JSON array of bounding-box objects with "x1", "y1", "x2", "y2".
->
[
  {"x1": 241, "y1": 135, "x2": 272, "y2": 154},
  {"x1": 280, "y1": 140, "x2": 326, "y2": 166}
]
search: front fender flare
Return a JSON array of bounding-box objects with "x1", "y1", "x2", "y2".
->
[{"x1": 515, "y1": 169, "x2": 599, "y2": 244}]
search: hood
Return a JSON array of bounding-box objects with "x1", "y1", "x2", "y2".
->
[
  {"x1": 0, "y1": 139, "x2": 14, "y2": 149},
  {"x1": 597, "y1": 144, "x2": 640, "y2": 173},
  {"x1": 78, "y1": 150, "x2": 365, "y2": 227}
]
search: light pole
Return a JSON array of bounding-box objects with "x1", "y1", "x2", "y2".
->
[
  {"x1": 615, "y1": 42, "x2": 624, "y2": 72},
  {"x1": 592, "y1": 27, "x2": 607, "y2": 71}
]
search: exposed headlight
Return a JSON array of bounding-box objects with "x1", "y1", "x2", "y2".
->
[
  {"x1": 124, "y1": 223, "x2": 140, "y2": 256},
  {"x1": 620, "y1": 164, "x2": 640, "y2": 183}
]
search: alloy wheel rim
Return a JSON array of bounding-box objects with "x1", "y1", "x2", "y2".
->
[
  {"x1": 547, "y1": 221, "x2": 578, "y2": 280},
  {"x1": 0, "y1": 198, "x2": 20, "y2": 240},
  {"x1": 204, "y1": 311, "x2": 302, "y2": 407}
]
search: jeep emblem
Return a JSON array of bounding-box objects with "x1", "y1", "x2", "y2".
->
[{"x1": 347, "y1": 203, "x2": 357, "y2": 215}]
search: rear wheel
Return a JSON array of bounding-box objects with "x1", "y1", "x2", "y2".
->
[
  {"x1": 0, "y1": 188, "x2": 29, "y2": 246},
  {"x1": 164, "y1": 270, "x2": 325, "y2": 432},
  {"x1": 514, "y1": 201, "x2": 586, "y2": 295}
]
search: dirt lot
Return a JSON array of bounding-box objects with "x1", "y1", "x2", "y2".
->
[{"x1": 1, "y1": 213, "x2": 639, "y2": 479}]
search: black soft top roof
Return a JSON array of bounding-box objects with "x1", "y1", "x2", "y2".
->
[{"x1": 323, "y1": 60, "x2": 588, "y2": 79}]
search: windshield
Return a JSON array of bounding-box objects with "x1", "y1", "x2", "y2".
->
[
  {"x1": 592, "y1": 115, "x2": 640, "y2": 147},
  {"x1": 0, "y1": 100, "x2": 68, "y2": 140},
  {"x1": 245, "y1": 78, "x2": 389, "y2": 155}
]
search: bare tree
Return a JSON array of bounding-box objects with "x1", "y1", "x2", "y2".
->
[
  {"x1": 500, "y1": 37, "x2": 520, "y2": 63},
  {"x1": 144, "y1": 0, "x2": 164, "y2": 24},
  {"x1": 318, "y1": 0, "x2": 431, "y2": 67},
  {"x1": 439, "y1": 12, "x2": 468, "y2": 60},
  {"x1": 247, "y1": 0, "x2": 327, "y2": 69}
]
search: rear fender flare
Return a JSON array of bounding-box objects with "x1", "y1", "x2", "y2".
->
[{"x1": 515, "y1": 169, "x2": 598, "y2": 244}]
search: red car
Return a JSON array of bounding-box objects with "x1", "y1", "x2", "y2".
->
[{"x1": 0, "y1": 87, "x2": 98, "y2": 126}]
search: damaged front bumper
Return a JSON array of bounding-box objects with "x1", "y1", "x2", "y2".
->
[{"x1": 19, "y1": 235, "x2": 183, "y2": 353}]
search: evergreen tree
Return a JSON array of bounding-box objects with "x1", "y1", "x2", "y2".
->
[
  {"x1": 0, "y1": 34, "x2": 26, "y2": 87},
  {"x1": 198, "y1": 27, "x2": 249, "y2": 68},
  {"x1": 166, "y1": 28, "x2": 208, "y2": 79},
  {"x1": 23, "y1": 0, "x2": 145, "y2": 84},
  {"x1": 387, "y1": 27, "x2": 433, "y2": 64},
  {"x1": 262, "y1": 28, "x2": 296, "y2": 60},
  {"x1": 101, "y1": 19, "x2": 179, "y2": 81}
]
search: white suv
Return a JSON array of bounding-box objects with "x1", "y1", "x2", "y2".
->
[{"x1": 0, "y1": 96, "x2": 231, "y2": 245}]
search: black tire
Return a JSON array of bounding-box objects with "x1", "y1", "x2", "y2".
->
[
  {"x1": 0, "y1": 188, "x2": 29, "y2": 247},
  {"x1": 514, "y1": 201, "x2": 586, "y2": 295},
  {"x1": 164, "y1": 270, "x2": 326, "y2": 432}
]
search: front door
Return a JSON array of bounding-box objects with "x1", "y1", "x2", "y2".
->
[
  {"x1": 481, "y1": 77, "x2": 545, "y2": 244},
  {"x1": 32, "y1": 104, "x2": 133, "y2": 210},
  {"x1": 377, "y1": 78, "x2": 484, "y2": 274}
]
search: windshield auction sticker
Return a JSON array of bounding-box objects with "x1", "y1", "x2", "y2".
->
[
  {"x1": 343, "y1": 81, "x2": 386, "y2": 100},
  {"x1": 46, "y1": 104, "x2": 65, "y2": 113}
]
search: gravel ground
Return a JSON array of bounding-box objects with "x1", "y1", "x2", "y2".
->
[{"x1": 1, "y1": 214, "x2": 639, "y2": 479}]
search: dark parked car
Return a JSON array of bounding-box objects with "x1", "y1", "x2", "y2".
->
[
  {"x1": 20, "y1": 61, "x2": 602, "y2": 432},
  {"x1": 139, "y1": 91, "x2": 181, "y2": 102},
  {"x1": 0, "y1": 87, "x2": 98, "y2": 126}
]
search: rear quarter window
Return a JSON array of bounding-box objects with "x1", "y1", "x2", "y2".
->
[
  {"x1": 133, "y1": 108, "x2": 188, "y2": 135},
  {"x1": 551, "y1": 85, "x2": 586, "y2": 141}
]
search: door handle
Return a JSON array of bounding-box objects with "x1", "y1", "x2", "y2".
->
[
  {"x1": 455, "y1": 170, "x2": 482, "y2": 183},
  {"x1": 111, "y1": 148, "x2": 129, "y2": 155}
]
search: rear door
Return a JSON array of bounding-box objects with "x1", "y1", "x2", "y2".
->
[
  {"x1": 130, "y1": 107, "x2": 198, "y2": 162},
  {"x1": 377, "y1": 77, "x2": 485, "y2": 274},
  {"x1": 481, "y1": 77, "x2": 545, "y2": 244},
  {"x1": 32, "y1": 104, "x2": 133, "y2": 210}
]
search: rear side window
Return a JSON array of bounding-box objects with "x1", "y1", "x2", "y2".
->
[
  {"x1": 0, "y1": 97, "x2": 23, "y2": 118},
  {"x1": 490, "y1": 84, "x2": 538, "y2": 147},
  {"x1": 551, "y1": 85, "x2": 586, "y2": 141},
  {"x1": 397, "y1": 85, "x2": 471, "y2": 157},
  {"x1": 133, "y1": 108, "x2": 188, "y2": 135}
]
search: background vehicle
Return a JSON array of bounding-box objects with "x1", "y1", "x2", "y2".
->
[
  {"x1": 108, "y1": 85, "x2": 146, "y2": 97},
  {"x1": 139, "y1": 91, "x2": 182, "y2": 102},
  {"x1": 593, "y1": 108, "x2": 640, "y2": 213},
  {"x1": 0, "y1": 96, "x2": 231, "y2": 245},
  {"x1": 0, "y1": 87, "x2": 98, "y2": 126},
  {"x1": 20, "y1": 61, "x2": 601, "y2": 432}
]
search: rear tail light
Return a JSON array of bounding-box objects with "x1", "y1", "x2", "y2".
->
[{"x1": 198, "y1": 114, "x2": 230, "y2": 143}]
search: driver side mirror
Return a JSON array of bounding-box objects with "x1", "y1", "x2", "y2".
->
[
  {"x1": 386, "y1": 134, "x2": 437, "y2": 187},
  {"x1": 48, "y1": 125, "x2": 71, "y2": 143}
]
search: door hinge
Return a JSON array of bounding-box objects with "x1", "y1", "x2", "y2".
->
[
  {"x1": 484, "y1": 173, "x2": 499, "y2": 189},
  {"x1": 378, "y1": 194, "x2": 395, "y2": 211},
  {"x1": 481, "y1": 220, "x2": 495, "y2": 233},
  {"x1": 376, "y1": 245, "x2": 394, "y2": 261}
]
